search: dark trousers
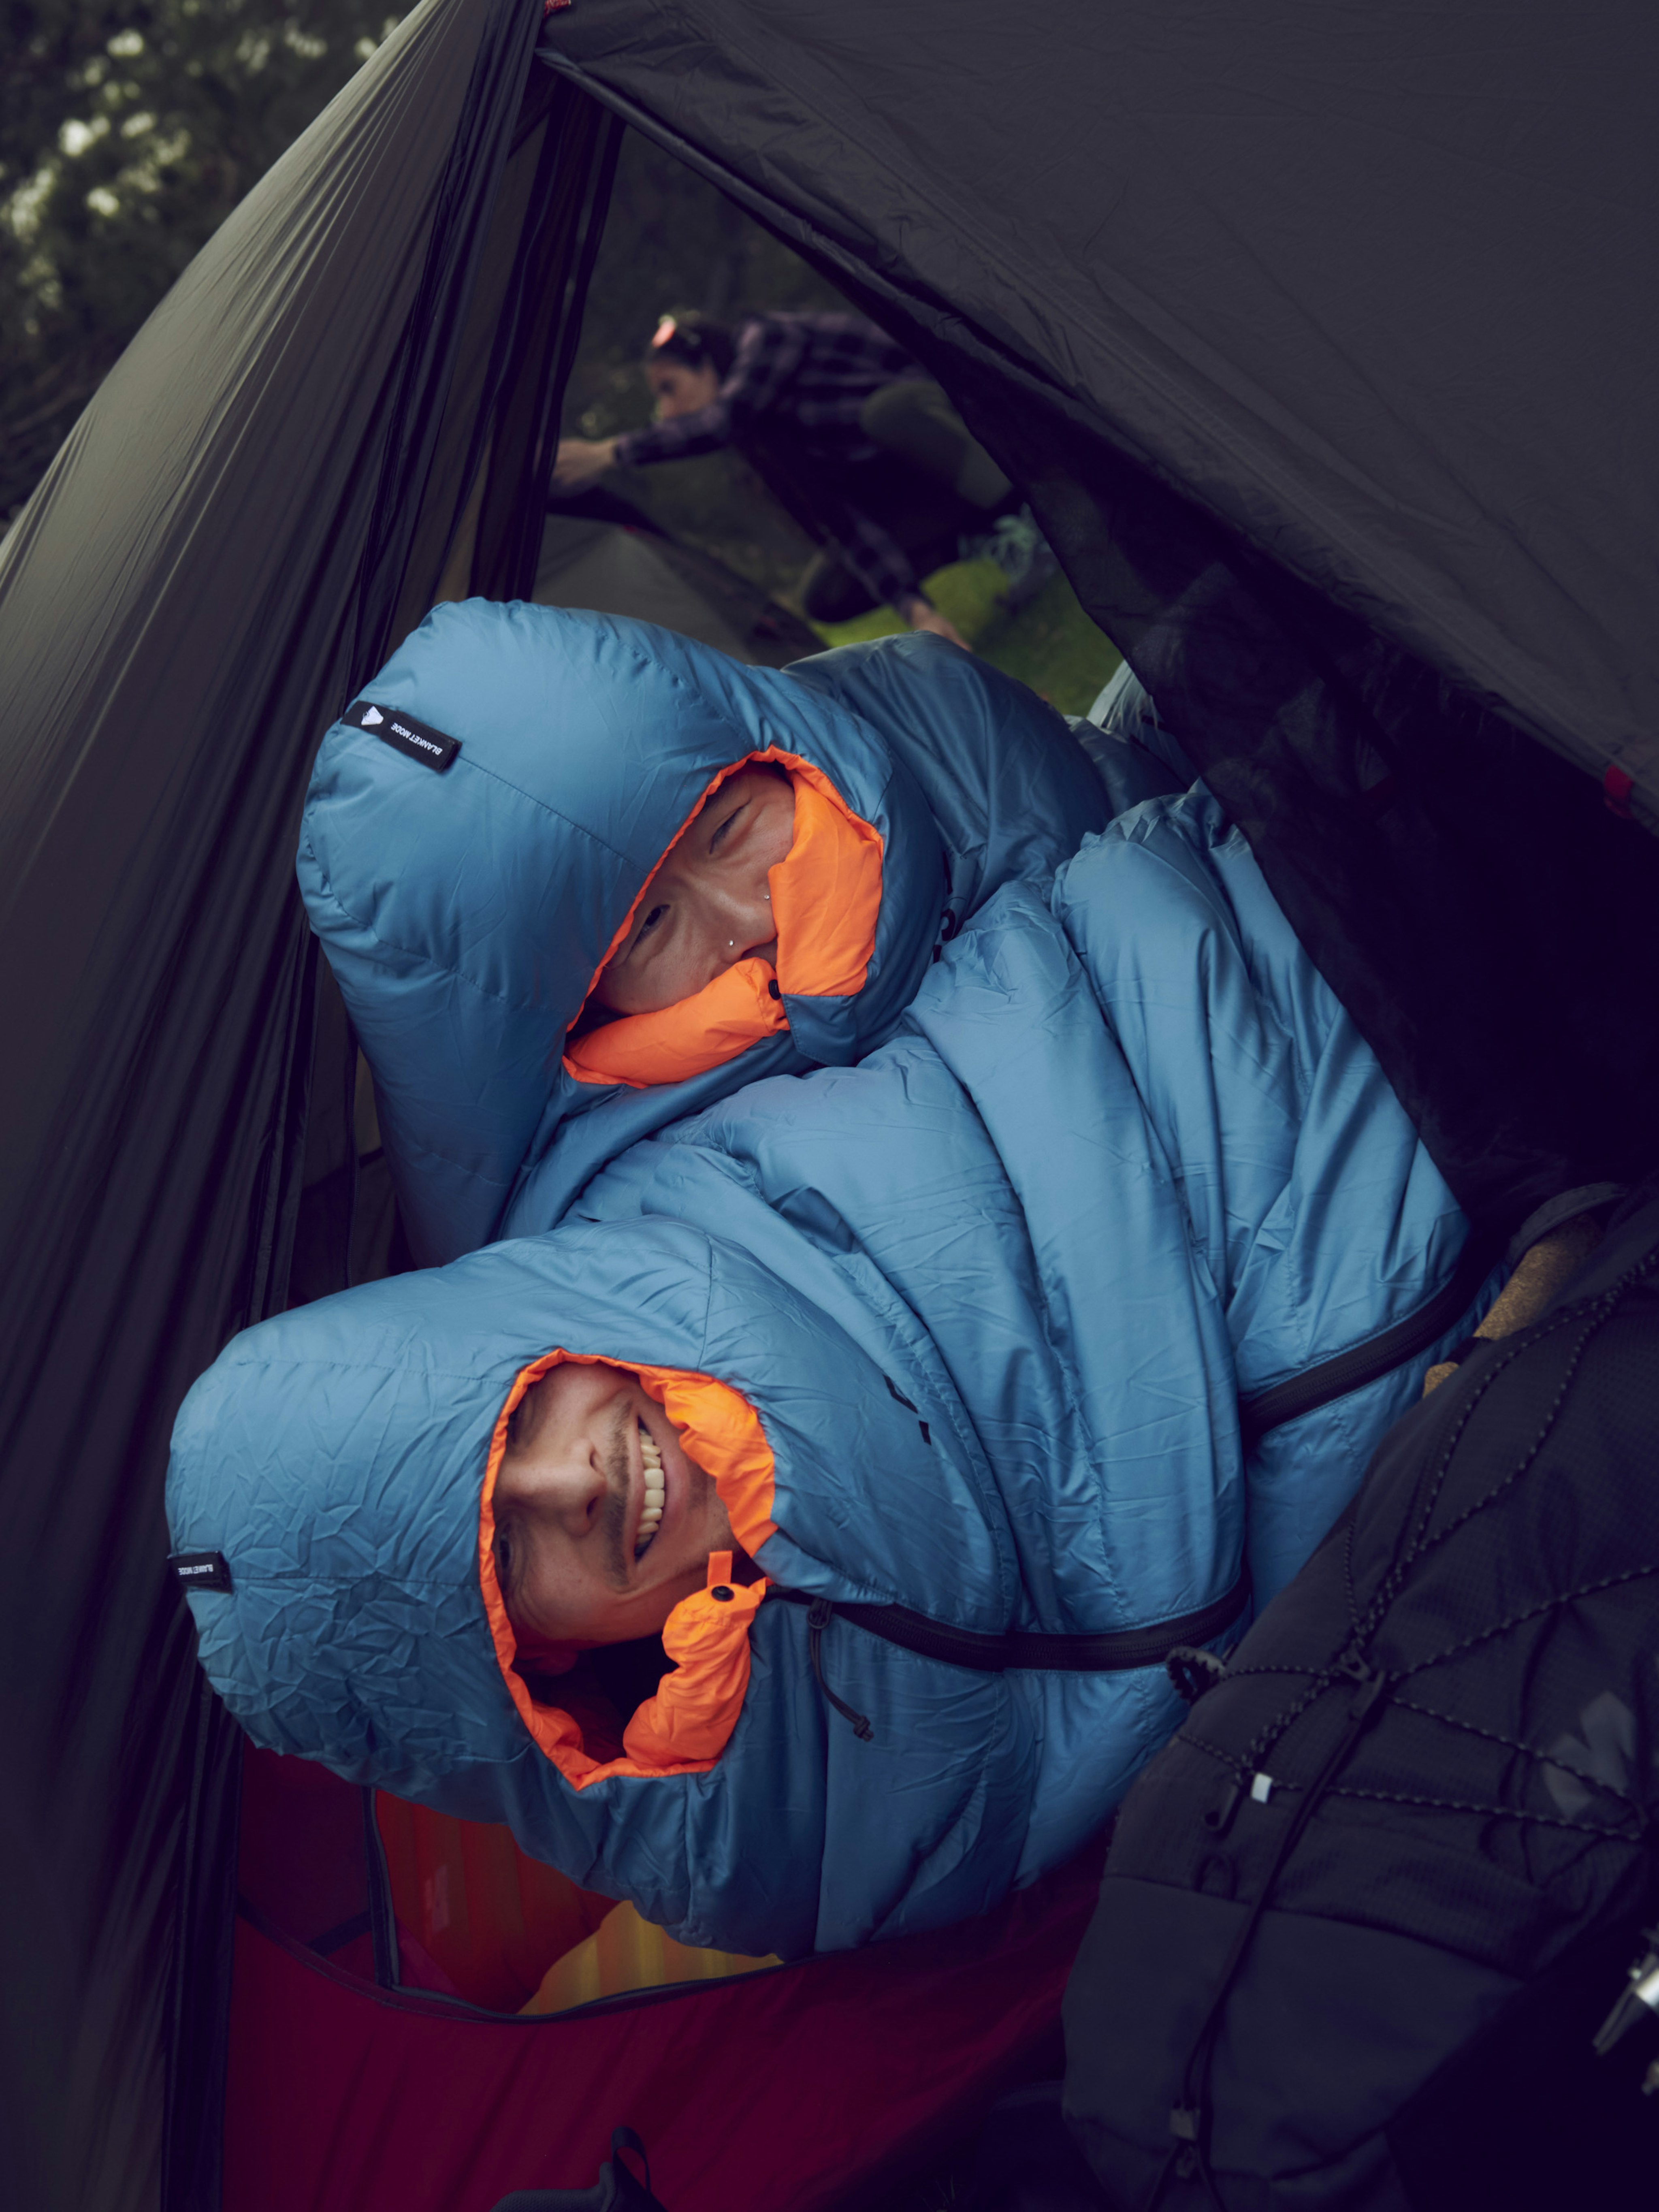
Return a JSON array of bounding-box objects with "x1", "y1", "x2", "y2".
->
[{"x1": 755, "y1": 381, "x2": 1014, "y2": 623}]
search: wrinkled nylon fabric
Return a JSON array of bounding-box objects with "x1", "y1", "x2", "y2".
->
[
  {"x1": 172, "y1": 790, "x2": 1488, "y2": 1958},
  {"x1": 299, "y1": 604, "x2": 1107, "y2": 1261},
  {"x1": 564, "y1": 953, "x2": 788, "y2": 1088},
  {"x1": 551, "y1": 789, "x2": 1495, "y2": 1862}
]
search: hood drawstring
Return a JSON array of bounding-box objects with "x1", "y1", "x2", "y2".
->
[
  {"x1": 806, "y1": 1598, "x2": 874, "y2": 1741},
  {"x1": 933, "y1": 900, "x2": 964, "y2": 964}
]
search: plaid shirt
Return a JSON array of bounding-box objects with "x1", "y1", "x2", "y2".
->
[{"x1": 614, "y1": 313, "x2": 932, "y2": 609}]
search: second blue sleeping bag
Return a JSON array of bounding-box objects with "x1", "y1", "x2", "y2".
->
[
  {"x1": 298, "y1": 604, "x2": 1115, "y2": 1261},
  {"x1": 520, "y1": 785, "x2": 1495, "y2": 1638}
]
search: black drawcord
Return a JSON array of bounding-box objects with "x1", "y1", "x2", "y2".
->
[
  {"x1": 807, "y1": 1598, "x2": 874, "y2": 1741},
  {"x1": 1154, "y1": 1652, "x2": 1392, "y2": 2208}
]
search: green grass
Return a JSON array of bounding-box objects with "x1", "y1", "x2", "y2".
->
[{"x1": 810, "y1": 557, "x2": 1122, "y2": 718}]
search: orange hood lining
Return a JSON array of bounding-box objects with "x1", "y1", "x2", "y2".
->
[
  {"x1": 562, "y1": 749, "x2": 884, "y2": 1090},
  {"x1": 478, "y1": 1352, "x2": 779, "y2": 1790}
]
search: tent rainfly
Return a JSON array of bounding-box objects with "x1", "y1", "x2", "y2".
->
[{"x1": 1, "y1": 3, "x2": 1655, "y2": 2208}]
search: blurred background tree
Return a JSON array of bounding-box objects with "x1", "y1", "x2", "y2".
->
[
  {"x1": 2, "y1": 9, "x2": 1115, "y2": 701},
  {"x1": 0, "y1": 9, "x2": 843, "y2": 530},
  {"x1": 1, "y1": 1, "x2": 403, "y2": 516}
]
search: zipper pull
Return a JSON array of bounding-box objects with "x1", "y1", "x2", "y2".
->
[
  {"x1": 806, "y1": 1598, "x2": 874, "y2": 1742},
  {"x1": 1203, "y1": 1777, "x2": 1244, "y2": 1836}
]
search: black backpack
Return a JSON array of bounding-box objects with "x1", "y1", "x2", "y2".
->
[{"x1": 1062, "y1": 1187, "x2": 1659, "y2": 2210}]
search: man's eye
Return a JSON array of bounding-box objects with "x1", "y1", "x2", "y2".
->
[
  {"x1": 708, "y1": 801, "x2": 748, "y2": 854},
  {"x1": 635, "y1": 902, "x2": 668, "y2": 943}
]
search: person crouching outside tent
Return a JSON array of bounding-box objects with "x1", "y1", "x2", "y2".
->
[{"x1": 552, "y1": 310, "x2": 1032, "y2": 647}]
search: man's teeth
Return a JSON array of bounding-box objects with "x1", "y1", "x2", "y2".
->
[{"x1": 635, "y1": 1422, "x2": 665, "y2": 1557}]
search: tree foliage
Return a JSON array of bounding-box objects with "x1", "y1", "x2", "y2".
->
[
  {"x1": 0, "y1": 0, "x2": 401, "y2": 514},
  {"x1": 0, "y1": 5, "x2": 847, "y2": 580}
]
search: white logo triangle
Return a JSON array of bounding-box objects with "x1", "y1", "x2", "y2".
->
[{"x1": 361, "y1": 705, "x2": 384, "y2": 726}]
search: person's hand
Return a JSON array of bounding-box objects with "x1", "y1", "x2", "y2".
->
[
  {"x1": 552, "y1": 437, "x2": 620, "y2": 493},
  {"x1": 899, "y1": 596, "x2": 971, "y2": 651}
]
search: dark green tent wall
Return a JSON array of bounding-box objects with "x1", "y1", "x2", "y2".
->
[
  {"x1": 0, "y1": 5, "x2": 616, "y2": 2203},
  {"x1": 2, "y1": 3, "x2": 1657, "y2": 2207}
]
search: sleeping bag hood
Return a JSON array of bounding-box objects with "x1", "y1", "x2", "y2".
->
[
  {"x1": 166, "y1": 1214, "x2": 1161, "y2": 1956},
  {"x1": 298, "y1": 601, "x2": 1108, "y2": 1262}
]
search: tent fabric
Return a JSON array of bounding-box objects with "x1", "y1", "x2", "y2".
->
[
  {"x1": 239, "y1": 1736, "x2": 1089, "y2": 2202},
  {"x1": 298, "y1": 601, "x2": 1108, "y2": 1261},
  {"x1": 537, "y1": 0, "x2": 1659, "y2": 824},
  {"x1": 535, "y1": 0, "x2": 1659, "y2": 1255},
  {"x1": 0, "y1": 4, "x2": 581, "y2": 2205},
  {"x1": 534, "y1": 506, "x2": 824, "y2": 666}
]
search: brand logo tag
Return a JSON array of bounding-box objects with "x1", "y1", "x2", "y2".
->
[
  {"x1": 345, "y1": 698, "x2": 460, "y2": 772},
  {"x1": 171, "y1": 1551, "x2": 233, "y2": 1593}
]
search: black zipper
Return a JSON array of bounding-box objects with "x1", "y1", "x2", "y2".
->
[
  {"x1": 777, "y1": 1238, "x2": 1492, "y2": 1726},
  {"x1": 774, "y1": 1241, "x2": 1497, "y2": 1691},
  {"x1": 1237, "y1": 1232, "x2": 1501, "y2": 1449},
  {"x1": 773, "y1": 1566, "x2": 1250, "y2": 1676}
]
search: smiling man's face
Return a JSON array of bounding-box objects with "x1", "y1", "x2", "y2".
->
[{"x1": 492, "y1": 1362, "x2": 733, "y2": 1670}]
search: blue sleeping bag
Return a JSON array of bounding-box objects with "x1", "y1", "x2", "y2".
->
[
  {"x1": 169, "y1": 788, "x2": 1495, "y2": 1959},
  {"x1": 297, "y1": 602, "x2": 1113, "y2": 1261},
  {"x1": 526, "y1": 784, "x2": 1493, "y2": 1610}
]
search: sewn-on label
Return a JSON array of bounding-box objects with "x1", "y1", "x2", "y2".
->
[
  {"x1": 171, "y1": 1551, "x2": 234, "y2": 1593},
  {"x1": 345, "y1": 698, "x2": 460, "y2": 772}
]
